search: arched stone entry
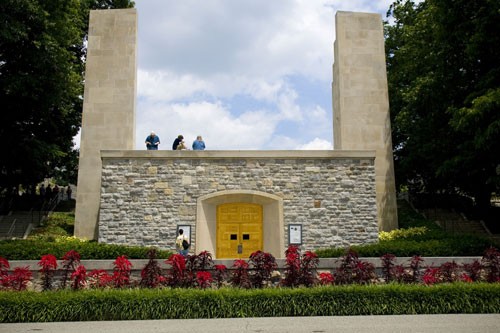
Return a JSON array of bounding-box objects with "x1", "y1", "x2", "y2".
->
[{"x1": 196, "y1": 190, "x2": 284, "y2": 259}]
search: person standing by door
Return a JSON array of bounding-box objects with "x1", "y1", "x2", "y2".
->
[{"x1": 175, "y1": 229, "x2": 190, "y2": 257}]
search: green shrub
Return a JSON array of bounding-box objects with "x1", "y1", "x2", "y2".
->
[
  {"x1": 379, "y1": 226, "x2": 429, "y2": 241},
  {"x1": 1, "y1": 283, "x2": 499, "y2": 322},
  {"x1": 316, "y1": 236, "x2": 497, "y2": 258},
  {"x1": 29, "y1": 212, "x2": 75, "y2": 240},
  {"x1": 0, "y1": 238, "x2": 172, "y2": 260}
]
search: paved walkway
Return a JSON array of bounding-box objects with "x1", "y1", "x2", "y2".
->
[{"x1": 1, "y1": 314, "x2": 499, "y2": 333}]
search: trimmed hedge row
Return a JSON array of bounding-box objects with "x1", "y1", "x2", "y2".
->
[
  {"x1": 0, "y1": 239, "x2": 172, "y2": 260},
  {"x1": 1, "y1": 283, "x2": 499, "y2": 322},
  {"x1": 2, "y1": 234, "x2": 496, "y2": 260},
  {"x1": 316, "y1": 236, "x2": 498, "y2": 258}
]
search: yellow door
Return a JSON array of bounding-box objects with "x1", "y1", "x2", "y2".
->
[{"x1": 217, "y1": 203, "x2": 263, "y2": 259}]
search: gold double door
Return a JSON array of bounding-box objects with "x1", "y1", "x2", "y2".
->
[{"x1": 216, "y1": 203, "x2": 263, "y2": 259}]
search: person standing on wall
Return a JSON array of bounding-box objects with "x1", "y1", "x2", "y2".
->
[
  {"x1": 145, "y1": 131, "x2": 160, "y2": 150},
  {"x1": 172, "y1": 135, "x2": 184, "y2": 150},
  {"x1": 192, "y1": 135, "x2": 206, "y2": 150},
  {"x1": 176, "y1": 229, "x2": 190, "y2": 257}
]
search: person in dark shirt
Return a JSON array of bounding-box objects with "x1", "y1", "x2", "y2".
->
[{"x1": 172, "y1": 134, "x2": 184, "y2": 150}]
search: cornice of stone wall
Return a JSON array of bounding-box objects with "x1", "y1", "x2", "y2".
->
[{"x1": 101, "y1": 150, "x2": 376, "y2": 160}]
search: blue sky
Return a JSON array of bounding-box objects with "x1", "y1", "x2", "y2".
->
[{"x1": 129, "y1": 0, "x2": 395, "y2": 150}]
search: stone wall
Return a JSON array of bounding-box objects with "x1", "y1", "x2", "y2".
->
[{"x1": 98, "y1": 150, "x2": 378, "y2": 256}]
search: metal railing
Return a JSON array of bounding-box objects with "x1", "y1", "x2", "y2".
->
[{"x1": 7, "y1": 218, "x2": 17, "y2": 238}]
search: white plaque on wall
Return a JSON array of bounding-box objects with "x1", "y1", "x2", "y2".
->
[{"x1": 289, "y1": 224, "x2": 302, "y2": 245}]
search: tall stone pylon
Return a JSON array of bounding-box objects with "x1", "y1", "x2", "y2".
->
[
  {"x1": 75, "y1": 9, "x2": 137, "y2": 239},
  {"x1": 332, "y1": 11, "x2": 398, "y2": 231}
]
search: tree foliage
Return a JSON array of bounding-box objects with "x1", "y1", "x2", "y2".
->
[
  {"x1": 0, "y1": 0, "x2": 133, "y2": 193},
  {"x1": 385, "y1": 0, "x2": 500, "y2": 210}
]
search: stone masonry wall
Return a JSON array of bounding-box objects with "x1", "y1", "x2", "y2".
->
[{"x1": 98, "y1": 152, "x2": 378, "y2": 253}]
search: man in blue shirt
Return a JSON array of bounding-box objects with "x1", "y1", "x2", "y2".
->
[
  {"x1": 145, "y1": 131, "x2": 160, "y2": 150},
  {"x1": 192, "y1": 135, "x2": 206, "y2": 150}
]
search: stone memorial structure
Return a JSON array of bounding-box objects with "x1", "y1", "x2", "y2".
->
[
  {"x1": 332, "y1": 11, "x2": 398, "y2": 231},
  {"x1": 75, "y1": 9, "x2": 397, "y2": 259},
  {"x1": 74, "y1": 9, "x2": 137, "y2": 239}
]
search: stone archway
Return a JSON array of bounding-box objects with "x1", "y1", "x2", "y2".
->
[{"x1": 196, "y1": 190, "x2": 284, "y2": 259}]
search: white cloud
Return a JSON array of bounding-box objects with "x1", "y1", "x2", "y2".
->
[
  {"x1": 136, "y1": 101, "x2": 278, "y2": 150},
  {"x1": 296, "y1": 138, "x2": 333, "y2": 150},
  {"x1": 138, "y1": 70, "x2": 210, "y2": 102}
]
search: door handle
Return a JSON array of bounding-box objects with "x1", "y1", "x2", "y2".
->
[{"x1": 237, "y1": 244, "x2": 243, "y2": 254}]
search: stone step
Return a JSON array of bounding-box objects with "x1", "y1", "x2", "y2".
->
[{"x1": 420, "y1": 207, "x2": 490, "y2": 236}]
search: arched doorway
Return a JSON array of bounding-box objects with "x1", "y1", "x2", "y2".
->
[{"x1": 216, "y1": 203, "x2": 263, "y2": 259}]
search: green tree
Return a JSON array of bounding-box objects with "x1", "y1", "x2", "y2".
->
[
  {"x1": 385, "y1": 0, "x2": 500, "y2": 212},
  {"x1": 0, "y1": 0, "x2": 133, "y2": 194}
]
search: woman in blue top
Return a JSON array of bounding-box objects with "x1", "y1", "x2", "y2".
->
[{"x1": 192, "y1": 135, "x2": 206, "y2": 150}]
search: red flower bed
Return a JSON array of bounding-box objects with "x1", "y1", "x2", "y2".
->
[{"x1": 1, "y1": 247, "x2": 499, "y2": 291}]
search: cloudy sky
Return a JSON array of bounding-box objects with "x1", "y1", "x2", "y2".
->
[{"x1": 128, "y1": 0, "x2": 395, "y2": 150}]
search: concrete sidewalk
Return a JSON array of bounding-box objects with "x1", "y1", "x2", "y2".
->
[{"x1": 1, "y1": 314, "x2": 499, "y2": 333}]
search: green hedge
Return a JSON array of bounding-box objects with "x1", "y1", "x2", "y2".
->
[
  {"x1": 0, "y1": 239, "x2": 172, "y2": 260},
  {"x1": 315, "y1": 236, "x2": 498, "y2": 258},
  {"x1": 1, "y1": 283, "x2": 499, "y2": 322}
]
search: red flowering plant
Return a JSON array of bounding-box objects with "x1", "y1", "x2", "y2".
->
[
  {"x1": 282, "y1": 246, "x2": 319, "y2": 287},
  {"x1": 380, "y1": 254, "x2": 424, "y2": 284},
  {"x1": 422, "y1": 267, "x2": 441, "y2": 285},
  {"x1": 439, "y1": 261, "x2": 460, "y2": 283},
  {"x1": 334, "y1": 249, "x2": 375, "y2": 285},
  {"x1": 230, "y1": 259, "x2": 251, "y2": 288},
  {"x1": 318, "y1": 272, "x2": 335, "y2": 285},
  {"x1": 188, "y1": 251, "x2": 214, "y2": 271},
  {"x1": 249, "y1": 251, "x2": 278, "y2": 288},
  {"x1": 140, "y1": 248, "x2": 165, "y2": 288},
  {"x1": 213, "y1": 264, "x2": 228, "y2": 288},
  {"x1": 196, "y1": 271, "x2": 213, "y2": 289},
  {"x1": 299, "y1": 251, "x2": 319, "y2": 287},
  {"x1": 409, "y1": 255, "x2": 424, "y2": 282},
  {"x1": 482, "y1": 247, "x2": 500, "y2": 282},
  {"x1": 0, "y1": 257, "x2": 10, "y2": 289},
  {"x1": 460, "y1": 273, "x2": 473, "y2": 283},
  {"x1": 112, "y1": 255, "x2": 132, "y2": 288},
  {"x1": 462, "y1": 259, "x2": 483, "y2": 282},
  {"x1": 185, "y1": 251, "x2": 214, "y2": 287},
  {"x1": 165, "y1": 254, "x2": 187, "y2": 287},
  {"x1": 380, "y1": 253, "x2": 397, "y2": 282},
  {"x1": 87, "y1": 269, "x2": 113, "y2": 288},
  {"x1": 71, "y1": 265, "x2": 87, "y2": 290},
  {"x1": 9, "y1": 267, "x2": 32, "y2": 291},
  {"x1": 60, "y1": 250, "x2": 81, "y2": 289},
  {"x1": 38, "y1": 254, "x2": 58, "y2": 291},
  {"x1": 390, "y1": 264, "x2": 409, "y2": 283},
  {"x1": 0, "y1": 257, "x2": 8, "y2": 275},
  {"x1": 282, "y1": 245, "x2": 301, "y2": 287},
  {"x1": 1, "y1": 257, "x2": 32, "y2": 291}
]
